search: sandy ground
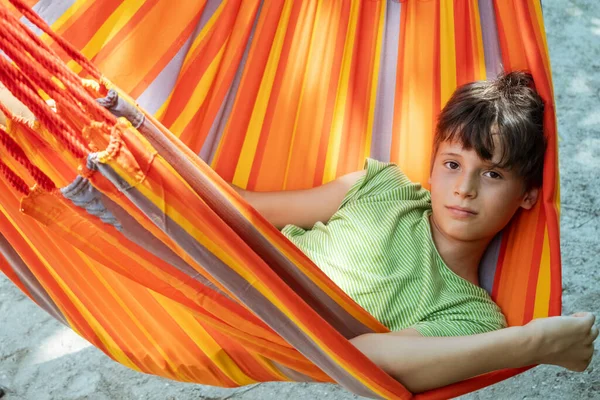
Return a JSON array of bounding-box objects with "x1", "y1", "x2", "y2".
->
[{"x1": 1, "y1": 0, "x2": 599, "y2": 399}]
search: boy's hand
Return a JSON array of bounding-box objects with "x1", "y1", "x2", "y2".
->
[{"x1": 525, "y1": 312, "x2": 598, "y2": 371}]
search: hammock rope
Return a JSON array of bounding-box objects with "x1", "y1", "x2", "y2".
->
[
  {"x1": 0, "y1": 127, "x2": 55, "y2": 191},
  {"x1": 0, "y1": 155, "x2": 29, "y2": 195}
]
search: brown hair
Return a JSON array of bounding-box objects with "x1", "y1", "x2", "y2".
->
[{"x1": 433, "y1": 71, "x2": 547, "y2": 189}]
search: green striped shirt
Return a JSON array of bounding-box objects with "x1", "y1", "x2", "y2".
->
[{"x1": 281, "y1": 158, "x2": 507, "y2": 336}]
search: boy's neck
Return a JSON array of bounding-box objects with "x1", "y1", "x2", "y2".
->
[{"x1": 428, "y1": 214, "x2": 490, "y2": 286}]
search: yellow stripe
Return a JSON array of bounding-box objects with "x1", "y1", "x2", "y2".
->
[
  {"x1": 282, "y1": 0, "x2": 321, "y2": 188},
  {"x1": 322, "y1": 0, "x2": 360, "y2": 183},
  {"x1": 233, "y1": 0, "x2": 294, "y2": 188},
  {"x1": 66, "y1": 0, "x2": 148, "y2": 74},
  {"x1": 166, "y1": 45, "x2": 226, "y2": 136},
  {"x1": 471, "y1": 0, "x2": 487, "y2": 80},
  {"x1": 154, "y1": 0, "x2": 227, "y2": 121},
  {"x1": 0, "y1": 205, "x2": 140, "y2": 371},
  {"x1": 439, "y1": 0, "x2": 456, "y2": 106},
  {"x1": 533, "y1": 227, "x2": 551, "y2": 318},
  {"x1": 104, "y1": 153, "x2": 388, "y2": 379},
  {"x1": 49, "y1": 0, "x2": 90, "y2": 34},
  {"x1": 165, "y1": 145, "x2": 385, "y2": 331},
  {"x1": 363, "y1": 0, "x2": 386, "y2": 164},
  {"x1": 77, "y1": 252, "x2": 190, "y2": 380},
  {"x1": 179, "y1": 0, "x2": 226, "y2": 76},
  {"x1": 151, "y1": 292, "x2": 258, "y2": 385}
]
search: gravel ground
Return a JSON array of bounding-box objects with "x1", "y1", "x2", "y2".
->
[{"x1": 0, "y1": 0, "x2": 599, "y2": 399}]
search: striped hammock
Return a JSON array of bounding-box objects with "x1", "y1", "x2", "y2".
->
[{"x1": 0, "y1": 0, "x2": 560, "y2": 399}]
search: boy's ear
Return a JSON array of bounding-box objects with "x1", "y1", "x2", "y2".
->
[{"x1": 520, "y1": 187, "x2": 539, "y2": 210}]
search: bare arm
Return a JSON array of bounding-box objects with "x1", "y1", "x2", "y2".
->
[
  {"x1": 230, "y1": 170, "x2": 366, "y2": 230},
  {"x1": 349, "y1": 313, "x2": 598, "y2": 393}
]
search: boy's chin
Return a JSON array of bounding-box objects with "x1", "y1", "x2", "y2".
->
[{"x1": 441, "y1": 223, "x2": 488, "y2": 242}]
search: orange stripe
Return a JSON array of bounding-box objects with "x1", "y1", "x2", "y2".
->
[
  {"x1": 127, "y1": 6, "x2": 206, "y2": 99},
  {"x1": 335, "y1": 1, "x2": 380, "y2": 177},
  {"x1": 0, "y1": 191, "x2": 114, "y2": 358},
  {"x1": 394, "y1": 0, "x2": 436, "y2": 185},
  {"x1": 285, "y1": 0, "x2": 350, "y2": 190},
  {"x1": 52, "y1": 0, "x2": 124, "y2": 61},
  {"x1": 246, "y1": 1, "x2": 306, "y2": 190}
]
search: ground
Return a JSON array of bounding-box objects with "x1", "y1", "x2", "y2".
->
[{"x1": 0, "y1": 0, "x2": 599, "y2": 399}]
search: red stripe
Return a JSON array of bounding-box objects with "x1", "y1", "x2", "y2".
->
[
  {"x1": 162, "y1": 0, "x2": 244, "y2": 130},
  {"x1": 454, "y1": 0, "x2": 475, "y2": 85},
  {"x1": 522, "y1": 204, "x2": 547, "y2": 322},
  {"x1": 514, "y1": 0, "x2": 562, "y2": 317},
  {"x1": 492, "y1": 0, "x2": 511, "y2": 71},
  {"x1": 417, "y1": 366, "x2": 534, "y2": 400}
]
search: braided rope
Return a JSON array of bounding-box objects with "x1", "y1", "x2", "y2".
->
[
  {"x1": 0, "y1": 32, "x2": 93, "y2": 128},
  {"x1": 0, "y1": 11, "x2": 115, "y2": 125},
  {"x1": 0, "y1": 57, "x2": 88, "y2": 158},
  {"x1": 8, "y1": 0, "x2": 102, "y2": 80},
  {"x1": 0, "y1": 127, "x2": 55, "y2": 191},
  {"x1": 0, "y1": 156, "x2": 29, "y2": 195}
]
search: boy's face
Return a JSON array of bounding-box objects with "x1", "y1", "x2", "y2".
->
[{"x1": 429, "y1": 139, "x2": 539, "y2": 242}]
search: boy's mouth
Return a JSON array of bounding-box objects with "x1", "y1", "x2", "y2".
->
[{"x1": 446, "y1": 206, "x2": 478, "y2": 218}]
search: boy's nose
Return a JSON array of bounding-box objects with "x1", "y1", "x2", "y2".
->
[{"x1": 454, "y1": 176, "x2": 477, "y2": 198}]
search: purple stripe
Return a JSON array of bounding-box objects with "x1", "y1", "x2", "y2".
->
[
  {"x1": 371, "y1": 0, "x2": 402, "y2": 162},
  {"x1": 90, "y1": 154, "x2": 384, "y2": 398},
  {"x1": 97, "y1": 89, "x2": 376, "y2": 337},
  {"x1": 201, "y1": 0, "x2": 265, "y2": 163},
  {"x1": 478, "y1": 0, "x2": 503, "y2": 78},
  {"x1": 0, "y1": 233, "x2": 69, "y2": 326},
  {"x1": 137, "y1": 0, "x2": 223, "y2": 114},
  {"x1": 479, "y1": 232, "x2": 501, "y2": 294},
  {"x1": 138, "y1": 115, "x2": 375, "y2": 338}
]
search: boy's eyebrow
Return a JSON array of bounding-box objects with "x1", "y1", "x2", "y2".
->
[
  {"x1": 441, "y1": 151, "x2": 506, "y2": 169},
  {"x1": 440, "y1": 152, "x2": 462, "y2": 157}
]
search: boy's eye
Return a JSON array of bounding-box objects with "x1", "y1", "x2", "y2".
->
[
  {"x1": 484, "y1": 171, "x2": 503, "y2": 179},
  {"x1": 444, "y1": 161, "x2": 459, "y2": 170}
]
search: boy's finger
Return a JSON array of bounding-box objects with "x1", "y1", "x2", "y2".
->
[
  {"x1": 571, "y1": 311, "x2": 590, "y2": 318},
  {"x1": 589, "y1": 326, "x2": 599, "y2": 343},
  {"x1": 573, "y1": 312, "x2": 596, "y2": 329}
]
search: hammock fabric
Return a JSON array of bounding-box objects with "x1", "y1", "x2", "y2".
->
[{"x1": 0, "y1": 0, "x2": 560, "y2": 399}]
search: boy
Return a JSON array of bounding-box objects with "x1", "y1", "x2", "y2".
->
[
  {"x1": 0, "y1": 73, "x2": 596, "y2": 393},
  {"x1": 232, "y1": 71, "x2": 597, "y2": 392}
]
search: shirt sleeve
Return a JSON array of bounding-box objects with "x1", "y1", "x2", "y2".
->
[
  {"x1": 410, "y1": 305, "x2": 508, "y2": 337},
  {"x1": 338, "y1": 157, "x2": 413, "y2": 210}
]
